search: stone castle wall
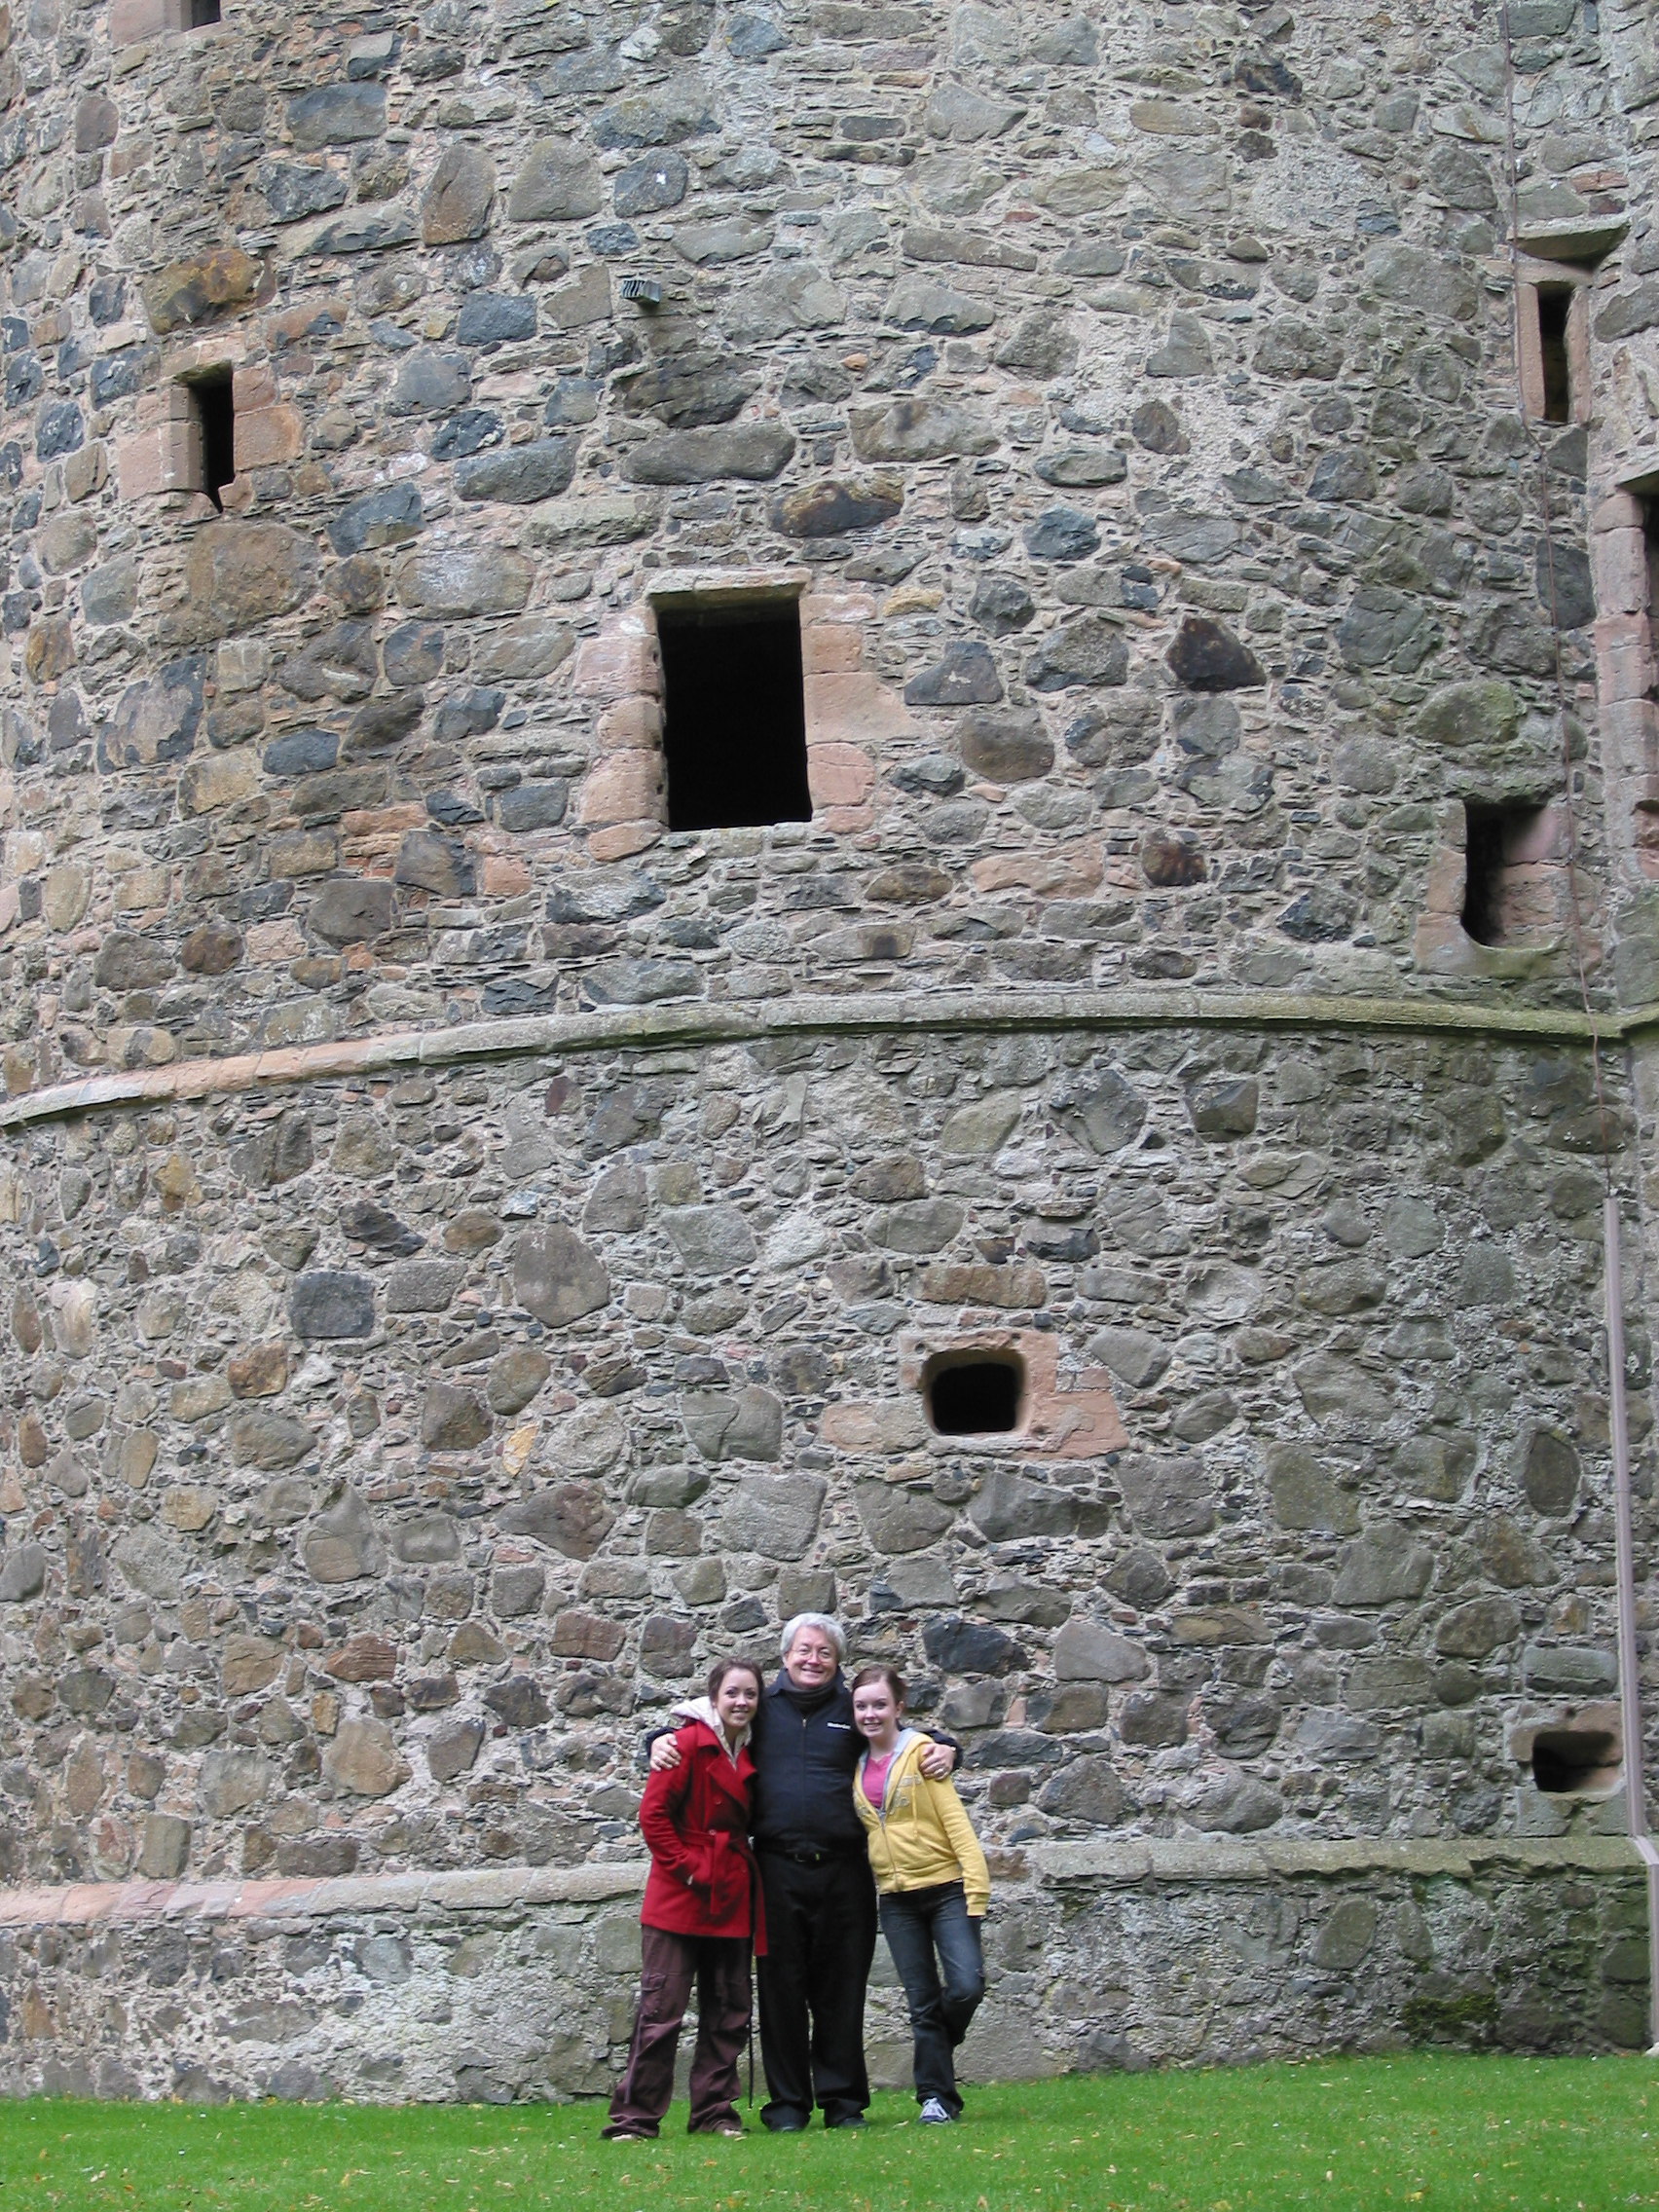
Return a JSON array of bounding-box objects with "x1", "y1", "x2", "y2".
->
[{"x1": 2, "y1": 0, "x2": 1658, "y2": 2095}]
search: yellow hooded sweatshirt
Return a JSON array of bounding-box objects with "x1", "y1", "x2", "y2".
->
[{"x1": 853, "y1": 1729, "x2": 991, "y2": 1918}]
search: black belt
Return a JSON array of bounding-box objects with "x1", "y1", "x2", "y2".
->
[{"x1": 759, "y1": 1845, "x2": 862, "y2": 1868}]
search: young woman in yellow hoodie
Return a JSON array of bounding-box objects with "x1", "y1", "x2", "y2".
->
[{"x1": 851, "y1": 1664, "x2": 990, "y2": 2124}]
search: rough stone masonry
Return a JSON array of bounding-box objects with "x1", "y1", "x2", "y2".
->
[{"x1": 0, "y1": 0, "x2": 1658, "y2": 2102}]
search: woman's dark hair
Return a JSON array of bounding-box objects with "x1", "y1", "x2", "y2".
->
[
  {"x1": 849, "y1": 1663, "x2": 906, "y2": 1706},
  {"x1": 707, "y1": 1656, "x2": 764, "y2": 1700}
]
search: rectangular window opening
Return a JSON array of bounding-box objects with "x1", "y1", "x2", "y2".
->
[
  {"x1": 1461, "y1": 798, "x2": 1547, "y2": 947},
  {"x1": 656, "y1": 600, "x2": 812, "y2": 833},
  {"x1": 1536, "y1": 288, "x2": 1571, "y2": 424},
  {"x1": 190, "y1": 0, "x2": 222, "y2": 24},
  {"x1": 184, "y1": 370, "x2": 236, "y2": 510}
]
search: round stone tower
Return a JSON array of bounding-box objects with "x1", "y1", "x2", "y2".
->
[{"x1": 1, "y1": 0, "x2": 1657, "y2": 2101}]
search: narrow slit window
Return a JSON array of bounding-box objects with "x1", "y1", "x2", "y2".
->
[
  {"x1": 925, "y1": 1355, "x2": 1024, "y2": 1437},
  {"x1": 1461, "y1": 798, "x2": 1547, "y2": 947},
  {"x1": 656, "y1": 600, "x2": 812, "y2": 832},
  {"x1": 185, "y1": 370, "x2": 236, "y2": 509},
  {"x1": 1536, "y1": 288, "x2": 1571, "y2": 424}
]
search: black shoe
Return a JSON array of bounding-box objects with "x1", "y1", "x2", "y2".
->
[
  {"x1": 762, "y1": 2111, "x2": 809, "y2": 2133},
  {"x1": 826, "y1": 2114, "x2": 867, "y2": 2130}
]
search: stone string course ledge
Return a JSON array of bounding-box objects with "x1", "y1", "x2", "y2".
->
[
  {"x1": 0, "y1": 986, "x2": 1635, "y2": 1134},
  {"x1": 0, "y1": 1839, "x2": 1647, "y2": 2101}
]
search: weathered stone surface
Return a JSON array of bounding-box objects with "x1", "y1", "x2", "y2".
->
[
  {"x1": 508, "y1": 141, "x2": 604, "y2": 221},
  {"x1": 682, "y1": 1387, "x2": 783, "y2": 1461},
  {"x1": 849, "y1": 399, "x2": 998, "y2": 461},
  {"x1": 1167, "y1": 616, "x2": 1266, "y2": 692},
  {"x1": 456, "y1": 440, "x2": 578, "y2": 504},
  {"x1": 291, "y1": 1272, "x2": 375, "y2": 1341},
  {"x1": 1115, "y1": 1457, "x2": 1215, "y2": 1539},
  {"x1": 1053, "y1": 1619, "x2": 1148, "y2": 1682},
  {"x1": 720, "y1": 1474, "x2": 826, "y2": 1558},
  {"x1": 622, "y1": 424, "x2": 794, "y2": 484},
  {"x1": 423, "y1": 143, "x2": 496, "y2": 244},
  {"x1": 498, "y1": 1484, "x2": 615, "y2": 1560},
  {"x1": 183, "y1": 526, "x2": 317, "y2": 641},
  {"x1": 303, "y1": 1488, "x2": 385, "y2": 1584},
  {"x1": 323, "y1": 1720, "x2": 410, "y2": 1798},
  {"x1": 392, "y1": 546, "x2": 535, "y2": 617},
  {"x1": 513, "y1": 1227, "x2": 610, "y2": 1325},
  {"x1": 142, "y1": 247, "x2": 264, "y2": 336}
]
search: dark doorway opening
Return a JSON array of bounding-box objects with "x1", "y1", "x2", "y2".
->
[
  {"x1": 191, "y1": 0, "x2": 223, "y2": 24},
  {"x1": 1461, "y1": 798, "x2": 1544, "y2": 947},
  {"x1": 1531, "y1": 1727, "x2": 1620, "y2": 1794},
  {"x1": 188, "y1": 370, "x2": 236, "y2": 509},
  {"x1": 1536, "y1": 289, "x2": 1570, "y2": 424},
  {"x1": 656, "y1": 600, "x2": 812, "y2": 832},
  {"x1": 926, "y1": 1356, "x2": 1024, "y2": 1437}
]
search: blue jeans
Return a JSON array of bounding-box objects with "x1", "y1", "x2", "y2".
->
[{"x1": 878, "y1": 1882, "x2": 985, "y2": 2116}]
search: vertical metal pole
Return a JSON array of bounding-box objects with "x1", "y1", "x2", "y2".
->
[{"x1": 1603, "y1": 1198, "x2": 1659, "y2": 2051}]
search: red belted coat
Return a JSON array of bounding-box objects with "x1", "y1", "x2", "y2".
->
[{"x1": 639, "y1": 1717, "x2": 767, "y2": 1952}]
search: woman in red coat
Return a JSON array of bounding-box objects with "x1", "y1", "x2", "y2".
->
[{"x1": 604, "y1": 1657, "x2": 767, "y2": 2140}]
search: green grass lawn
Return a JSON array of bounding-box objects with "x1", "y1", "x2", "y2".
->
[{"x1": 2, "y1": 2056, "x2": 1656, "y2": 2212}]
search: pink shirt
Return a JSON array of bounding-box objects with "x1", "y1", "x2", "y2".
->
[{"x1": 863, "y1": 1751, "x2": 896, "y2": 1811}]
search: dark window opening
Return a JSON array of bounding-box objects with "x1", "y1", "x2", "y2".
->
[
  {"x1": 1537, "y1": 288, "x2": 1570, "y2": 424},
  {"x1": 656, "y1": 601, "x2": 812, "y2": 832},
  {"x1": 187, "y1": 371, "x2": 236, "y2": 509},
  {"x1": 190, "y1": 0, "x2": 222, "y2": 23},
  {"x1": 1461, "y1": 798, "x2": 1545, "y2": 947},
  {"x1": 1531, "y1": 1727, "x2": 1620, "y2": 1795},
  {"x1": 925, "y1": 1356, "x2": 1024, "y2": 1437}
]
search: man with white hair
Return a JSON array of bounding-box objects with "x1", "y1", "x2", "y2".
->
[{"x1": 649, "y1": 1609, "x2": 959, "y2": 2131}]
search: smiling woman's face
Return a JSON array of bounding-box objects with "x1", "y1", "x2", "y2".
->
[
  {"x1": 715, "y1": 1669, "x2": 760, "y2": 1731},
  {"x1": 783, "y1": 1629, "x2": 838, "y2": 1688}
]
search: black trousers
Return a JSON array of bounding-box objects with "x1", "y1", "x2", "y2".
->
[{"x1": 756, "y1": 1851, "x2": 877, "y2": 2127}]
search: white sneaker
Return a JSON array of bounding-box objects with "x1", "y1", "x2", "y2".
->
[{"x1": 918, "y1": 2097, "x2": 954, "y2": 2124}]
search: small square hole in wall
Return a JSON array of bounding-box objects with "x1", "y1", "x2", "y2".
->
[
  {"x1": 656, "y1": 599, "x2": 812, "y2": 832},
  {"x1": 923, "y1": 1351, "x2": 1026, "y2": 1437},
  {"x1": 190, "y1": 0, "x2": 222, "y2": 23},
  {"x1": 1531, "y1": 1725, "x2": 1621, "y2": 1795},
  {"x1": 1461, "y1": 798, "x2": 1548, "y2": 946},
  {"x1": 183, "y1": 370, "x2": 236, "y2": 509},
  {"x1": 1536, "y1": 287, "x2": 1571, "y2": 424}
]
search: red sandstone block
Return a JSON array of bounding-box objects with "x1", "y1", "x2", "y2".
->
[
  {"x1": 579, "y1": 749, "x2": 665, "y2": 827},
  {"x1": 235, "y1": 403, "x2": 303, "y2": 471},
  {"x1": 573, "y1": 630, "x2": 660, "y2": 701},
  {"x1": 1421, "y1": 846, "x2": 1465, "y2": 918},
  {"x1": 115, "y1": 428, "x2": 166, "y2": 499},
  {"x1": 806, "y1": 740, "x2": 874, "y2": 810},
  {"x1": 1591, "y1": 528, "x2": 1645, "y2": 616},
  {"x1": 481, "y1": 856, "x2": 533, "y2": 895},
  {"x1": 799, "y1": 590, "x2": 875, "y2": 627},
  {"x1": 1594, "y1": 493, "x2": 1645, "y2": 535},
  {"x1": 1596, "y1": 613, "x2": 1652, "y2": 703},
  {"x1": 803, "y1": 671, "x2": 916, "y2": 748},
  {"x1": 110, "y1": 0, "x2": 168, "y2": 44},
  {"x1": 588, "y1": 822, "x2": 662, "y2": 863},
  {"x1": 232, "y1": 364, "x2": 278, "y2": 413},
  {"x1": 801, "y1": 623, "x2": 866, "y2": 674},
  {"x1": 595, "y1": 695, "x2": 664, "y2": 753},
  {"x1": 971, "y1": 844, "x2": 1105, "y2": 898}
]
